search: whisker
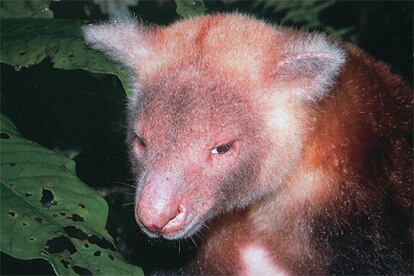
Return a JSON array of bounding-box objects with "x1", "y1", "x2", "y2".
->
[
  {"x1": 123, "y1": 191, "x2": 137, "y2": 195},
  {"x1": 190, "y1": 236, "x2": 198, "y2": 249},
  {"x1": 200, "y1": 222, "x2": 210, "y2": 231},
  {"x1": 110, "y1": 180, "x2": 136, "y2": 188}
]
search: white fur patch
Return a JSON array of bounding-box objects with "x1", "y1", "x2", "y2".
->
[
  {"x1": 259, "y1": 94, "x2": 303, "y2": 189},
  {"x1": 240, "y1": 244, "x2": 287, "y2": 276},
  {"x1": 268, "y1": 106, "x2": 292, "y2": 130}
]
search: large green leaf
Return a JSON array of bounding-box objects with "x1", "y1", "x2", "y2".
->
[
  {"x1": 0, "y1": 18, "x2": 134, "y2": 96},
  {"x1": 0, "y1": 114, "x2": 143, "y2": 275},
  {"x1": 0, "y1": 0, "x2": 54, "y2": 19}
]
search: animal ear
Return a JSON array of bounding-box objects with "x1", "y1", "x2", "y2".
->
[
  {"x1": 274, "y1": 34, "x2": 346, "y2": 101},
  {"x1": 83, "y1": 19, "x2": 153, "y2": 71}
]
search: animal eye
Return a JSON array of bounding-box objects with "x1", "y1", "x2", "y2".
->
[
  {"x1": 135, "y1": 135, "x2": 146, "y2": 148},
  {"x1": 211, "y1": 142, "x2": 233, "y2": 155}
]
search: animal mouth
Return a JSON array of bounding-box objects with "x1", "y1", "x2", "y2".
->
[
  {"x1": 138, "y1": 213, "x2": 205, "y2": 240},
  {"x1": 161, "y1": 216, "x2": 205, "y2": 240}
]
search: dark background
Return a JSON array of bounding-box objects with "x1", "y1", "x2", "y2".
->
[{"x1": 1, "y1": 0, "x2": 412, "y2": 274}]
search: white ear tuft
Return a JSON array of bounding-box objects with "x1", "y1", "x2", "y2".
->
[
  {"x1": 83, "y1": 18, "x2": 151, "y2": 71},
  {"x1": 275, "y1": 33, "x2": 346, "y2": 101}
]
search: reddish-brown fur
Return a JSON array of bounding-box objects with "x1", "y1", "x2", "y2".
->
[
  {"x1": 84, "y1": 14, "x2": 413, "y2": 275},
  {"x1": 193, "y1": 43, "x2": 413, "y2": 275}
]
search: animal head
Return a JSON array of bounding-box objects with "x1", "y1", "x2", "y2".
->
[{"x1": 83, "y1": 14, "x2": 345, "y2": 239}]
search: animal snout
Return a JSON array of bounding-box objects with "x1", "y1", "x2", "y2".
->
[
  {"x1": 136, "y1": 202, "x2": 187, "y2": 235},
  {"x1": 135, "y1": 179, "x2": 187, "y2": 236}
]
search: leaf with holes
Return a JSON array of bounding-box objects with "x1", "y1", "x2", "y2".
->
[
  {"x1": 0, "y1": 114, "x2": 143, "y2": 275},
  {"x1": 0, "y1": 18, "x2": 133, "y2": 96}
]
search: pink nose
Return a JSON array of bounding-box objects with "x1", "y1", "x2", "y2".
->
[
  {"x1": 136, "y1": 201, "x2": 187, "y2": 235},
  {"x1": 136, "y1": 172, "x2": 187, "y2": 236}
]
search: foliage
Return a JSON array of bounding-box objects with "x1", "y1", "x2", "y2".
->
[
  {"x1": 252, "y1": 0, "x2": 354, "y2": 41},
  {"x1": 0, "y1": 114, "x2": 143, "y2": 275},
  {"x1": 0, "y1": 3, "x2": 133, "y2": 96},
  {"x1": 175, "y1": 0, "x2": 206, "y2": 17},
  {"x1": 0, "y1": 3, "x2": 141, "y2": 274},
  {"x1": 0, "y1": 0, "x2": 54, "y2": 19}
]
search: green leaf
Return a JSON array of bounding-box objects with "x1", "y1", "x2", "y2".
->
[
  {"x1": 0, "y1": 114, "x2": 143, "y2": 275},
  {"x1": 0, "y1": 0, "x2": 54, "y2": 19},
  {"x1": 175, "y1": 0, "x2": 206, "y2": 18},
  {"x1": 0, "y1": 18, "x2": 134, "y2": 96}
]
